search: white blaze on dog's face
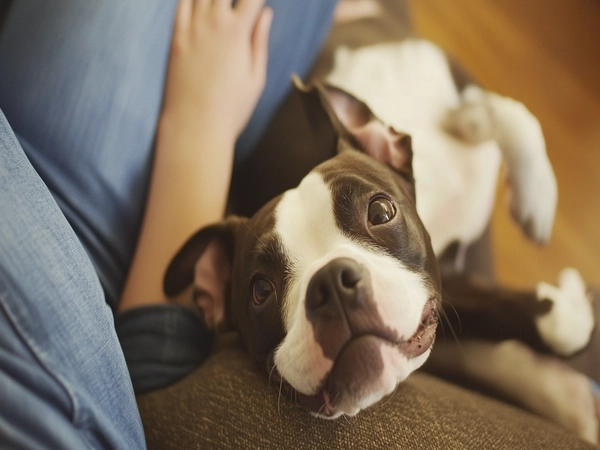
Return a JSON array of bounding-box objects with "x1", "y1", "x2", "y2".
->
[
  {"x1": 163, "y1": 82, "x2": 441, "y2": 419},
  {"x1": 269, "y1": 149, "x2": 440, "y2": 418}
]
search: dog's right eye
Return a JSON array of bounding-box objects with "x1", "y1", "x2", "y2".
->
[
  {"x1": 368, "y1": 196, "x2": 396, "y2": 225},
  {"x1": 252, "y1": 277, "x2": 274, "y2": 306}
]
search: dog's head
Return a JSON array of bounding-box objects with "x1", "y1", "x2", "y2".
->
[{"x1": 164, "y1": 80, "x2": 441, "y2": 418}]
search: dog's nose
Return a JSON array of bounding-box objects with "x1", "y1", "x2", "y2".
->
[{"x1": 306, "y1": 257, "x2": 366, "y2": 315}]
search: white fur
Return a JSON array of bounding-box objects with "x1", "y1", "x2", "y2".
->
[
  {"x1": 272, "y1": 172, "x2": 430, "y2": 408},
  {"x1": 455, "y1": 86, "x2": 558, "y2": 243},
  {"x1": 536, "y1": 268, "x2": 594, "y2": 356},
  {"x1": 326, "y1": 40, "x2": 557, "y2": 255},
  {"x1": 327, "y1": 41, "x2": 502, "y2": 256}
]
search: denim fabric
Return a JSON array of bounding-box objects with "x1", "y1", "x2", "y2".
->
[
  {"x1": 115, "y1": 305, "x2": 213, "y2": 395},
  {"x1": 0, "y1": 109, "x2": 145, "y2": 448},
  {"x1": 235, "y1": 0, "x2": 340, "y2": 164},
  {"x1": 0, "y1": 0, "x2": 338, "y2": 309},
  {"x1": 0, "y1": 0, "x2": 337, "y2": 447},
  {"x1": 0, "y1": 0, "x2": 180, "y2": 309}
]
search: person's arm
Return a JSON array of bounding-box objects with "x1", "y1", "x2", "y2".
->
[{"x1": 119, "y1": 0, "x2": 273, "y2": 312}]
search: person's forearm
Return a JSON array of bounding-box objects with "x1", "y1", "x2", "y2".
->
[
  {"x1": 118, "y1": 111, "x2": 234, "y2": 311},
  {"x1": 117, "y1": 0, "x2": 271, "y2": 312}
]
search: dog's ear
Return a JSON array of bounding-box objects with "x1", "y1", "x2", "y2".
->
[
  {"x1": 163, "y1": 216, "x2": 245, "y2": 331},
  {"x1": 293, "y1": 76, "x2": 414, "y2": 195}
]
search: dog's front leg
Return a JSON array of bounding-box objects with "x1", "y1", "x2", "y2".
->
[
  {"x1": 430, "y1": 270, "x2": 598, "y2": 443},
  {"x1": 440, "y1": 268, "x2": 594, "y2": 356}
]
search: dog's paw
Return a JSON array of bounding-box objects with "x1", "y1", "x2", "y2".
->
[
  {"x1": 536, "y1": 268, "x2": 594, "y2": 356},
  {"x1": 485, "y1": 91, "x2": 558, "y2": 244},
  {"x1": 443, "y1": 86, "x2": 495, "y2": 144},
  {"x1": 504, "y1": 141, "x2": 557, "y2": 244}
]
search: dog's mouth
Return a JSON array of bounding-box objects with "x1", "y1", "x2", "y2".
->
[
  {"x1": 269, "y1": 299, "x2": 438, "y2": 418},
  {"x1": 399, "y1": 298, "x2": 439, "y2": 358}
]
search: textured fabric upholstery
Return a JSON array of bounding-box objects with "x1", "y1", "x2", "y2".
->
[{"x1": 137, "y1": 344, "x2": 594, "y2": 449}]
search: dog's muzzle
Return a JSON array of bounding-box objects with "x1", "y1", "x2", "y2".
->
[{"x1": 272, "y1": 257, "x2": 438, "y2": 417}]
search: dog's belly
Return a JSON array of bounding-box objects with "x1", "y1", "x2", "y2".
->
[{"x1": 327, "y1": 39, "x2": 502, "y2": 255}]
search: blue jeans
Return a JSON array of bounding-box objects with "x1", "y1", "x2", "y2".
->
[{"x1": 0, "y1": 0, "x2": 337, "y2": 448}]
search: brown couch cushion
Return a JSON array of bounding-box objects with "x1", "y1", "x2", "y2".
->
[{"x1": 137, "y1": 344, "x2": 594, "y2": 450}]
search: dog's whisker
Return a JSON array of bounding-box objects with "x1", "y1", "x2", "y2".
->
[
  {"x1": 377, "y1": 381, "x2": 401, "y2": 411},
  {"x1": 241, "y1": 220, "x2": 260, "y2": 241},
  {"x1": 438, "y1": 298, "x2": 461, "y2": 342},
  {"x1": 435, "y1": 298, "x2": 468, "y2": 357},
  {"x1": 268, "y1": 361, "x2": 278, "y2": 386},
  {"x1": 277, "y1": 376, "x2": 284, "y2": 417},
  {"x1": 316, "y1": 401, "x2": 327, "y2": 417}
]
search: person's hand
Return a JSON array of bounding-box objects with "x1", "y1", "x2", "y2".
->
[
  {"x1": 162, "y1": 0, "x2": 273, "y2": 142},
  {"x1": 120, "y1": 0, "x2": 272, "y2": 312}
]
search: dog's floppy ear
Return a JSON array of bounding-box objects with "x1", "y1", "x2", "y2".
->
[
  {"x1": 164, "y1": 216, "x2": 245, "y2": 330},
  {"x1": 293, "y1": 76, "x2": 414, "y2": 195}
]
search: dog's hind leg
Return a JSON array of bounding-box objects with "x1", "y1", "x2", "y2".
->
[
  {"x1": 427, "y1": 339, "x2": 599, "y2": 444},
  {"x1": 444, "y1": 84, "x2": 558, "y2": 244}
]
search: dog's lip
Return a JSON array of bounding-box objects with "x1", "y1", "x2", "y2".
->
[
  {"x1": 399, "y1": 298, "x2": 438, "y2": 358},
  {"x1": 281, "y1": 299, "x2": 439, "y2": 417},
  {"x1": 295, "y1": 387, "x2": 336, "y2": 417}
]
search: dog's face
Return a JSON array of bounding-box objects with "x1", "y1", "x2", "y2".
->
[{"x1": 164, "y1": 81, "x2": 441, "y2": 418}]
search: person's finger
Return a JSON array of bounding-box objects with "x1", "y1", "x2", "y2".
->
[
  {"x1": 211, "y1": 0, "x2": 232, "y2": 13},
  {"x1": 251, "y1": 7, "x2": 273, "y2": 80},
  {"x1": 194, "y1": 0, "x2": 212, "y2": 12},
  {"x1": 236, "y1": 0, "x2": 267, "y2": 29},
  {"x1": 191, "y1": 0, "x2": 213, "y2": 23},
  {"x1": 174, "y1": 0, "x2": 193, "y2": 35}
]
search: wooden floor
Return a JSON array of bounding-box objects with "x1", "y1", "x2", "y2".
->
[{"x1": 411, "y1": 0, "x2": 600, "y2": 289}]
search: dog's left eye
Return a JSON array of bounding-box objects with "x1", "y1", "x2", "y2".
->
[
  {"x1": 252, "y1": 277, "x2": 274, "y2": 306},
  {"x1": 368, "y1": 197, "x2": 395, "y2": 225}
]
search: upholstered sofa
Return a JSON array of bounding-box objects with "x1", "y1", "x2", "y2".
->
[{"x1": 137, "y1": 339, "x2": 595, "y2": 449}]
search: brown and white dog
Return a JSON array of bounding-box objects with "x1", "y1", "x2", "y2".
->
[
  {"x1": 164, "y1": 0, "x2": 598, "y2": 442},
  {"x1": 166, "y1": 81, "x2": 442, "y2": 418}
]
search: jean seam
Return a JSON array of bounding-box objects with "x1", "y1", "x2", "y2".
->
[{"x1": 0, "y1": 287, "x2": 83, "y2": 427}]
